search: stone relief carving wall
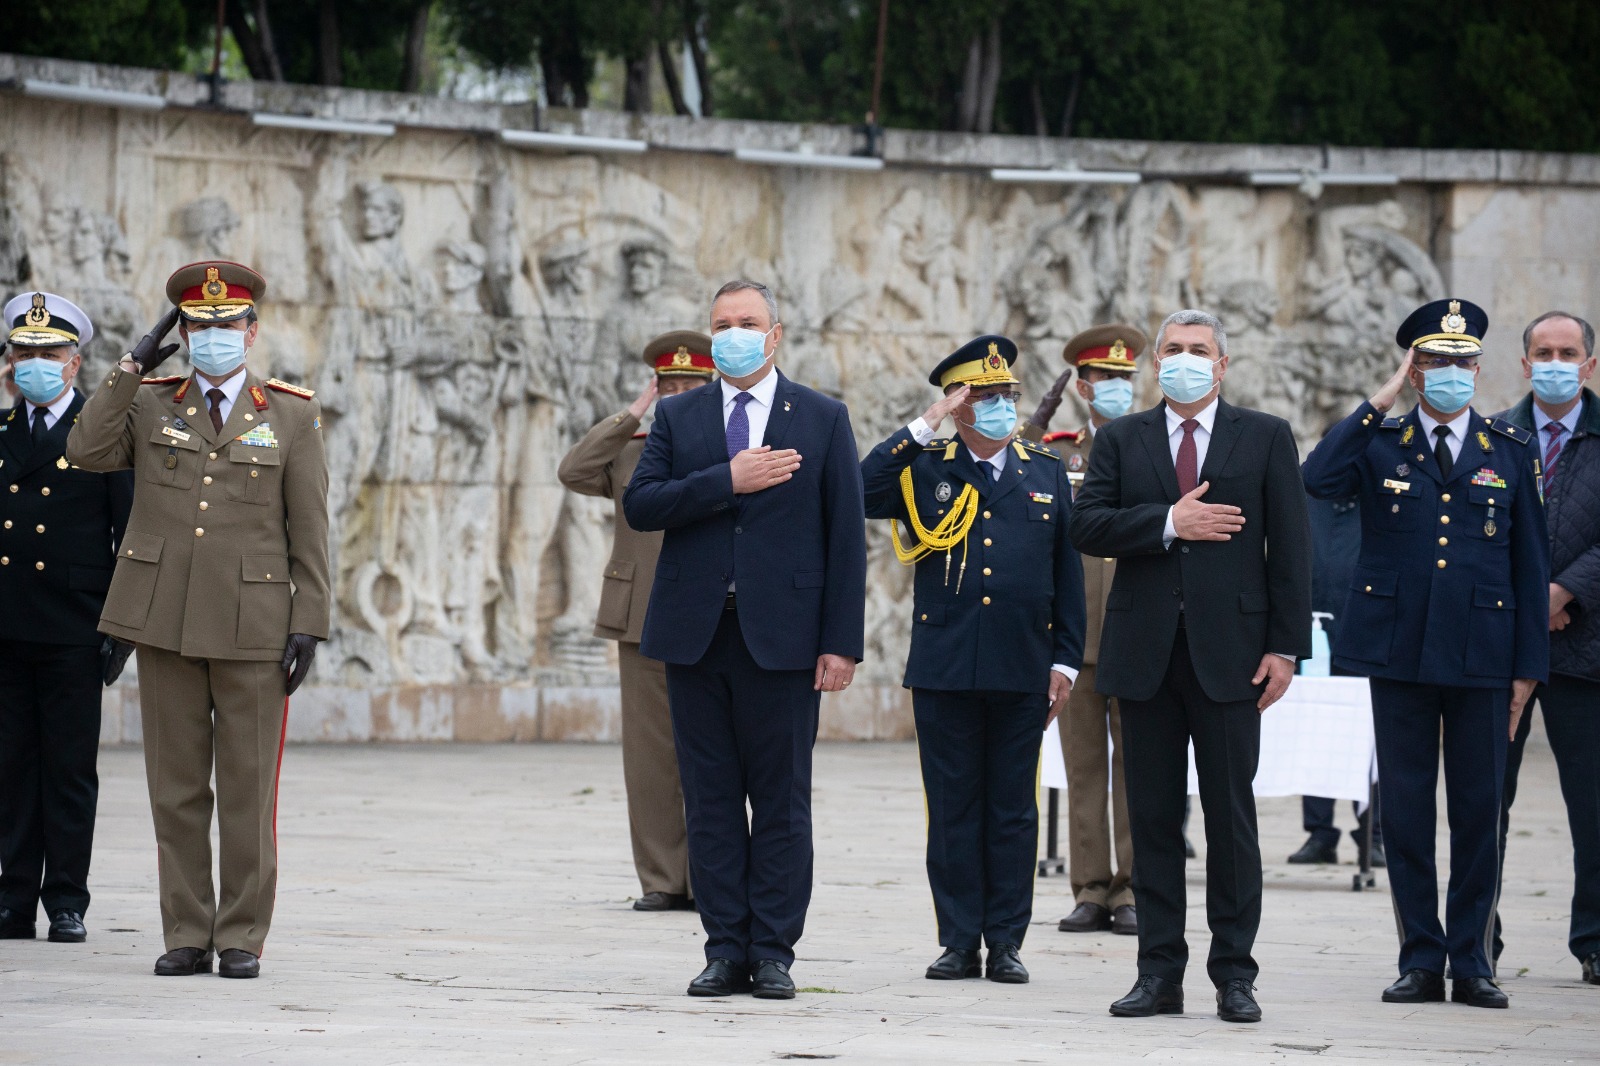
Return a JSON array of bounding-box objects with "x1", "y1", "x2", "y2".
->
[{"x1": 0, "y1": 100, "x2": 1537, "y2": 698}]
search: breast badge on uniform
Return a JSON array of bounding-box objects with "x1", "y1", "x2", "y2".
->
[
  {"x1": 1067, "y1": 454, "x2": 1084, "y2": 472},
  {"x1": 1401, "y1": 425, "x2": 1415, "y2": 446},
  {"x1": 1469, "y1": 469, "x2": 1507, "y2": 489},
  {"x1": 935, "y1": 482, "x2": 952, "y2": 502},
  {"x1": 236, "y1": 423, "x2": 278, "y2": 448},
  {"x1": 1396, "y1": 463, "x2": 1409, "y2": 476},
  {"x1": 1484, "y1": 519, "x2": 1497, "y2": 537}
]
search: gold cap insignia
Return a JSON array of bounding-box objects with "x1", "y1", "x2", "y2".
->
[
  {"x1": 203, "y1": 266, "x2": 227, "y2": 300},
  {"x1": 672, "y1": 347, "x2": 692, "y2": 367},
  {"x1": 1441, "y1": 299, "x2": 1466, "y2": 335},
  {"x1": 986, "y1": 341, "x2": 1003, "y2": 370},
  {"x1": 1110, "y1": 339, "x2": 1127, "y2": 361},
  {"x1": 24, "y1": 293, "x2": 48, "y2": 327}
]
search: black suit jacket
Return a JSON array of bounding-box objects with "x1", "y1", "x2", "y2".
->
[
  {"x1": 1068, "y1": 398, "x2": 1312, "y2": 703},
  {"x1": 623, "y1": 371, "x2": 867, "y2": 671},
  {"x1": 0, "y1": 391, "x2": 134, "y2": 646}
]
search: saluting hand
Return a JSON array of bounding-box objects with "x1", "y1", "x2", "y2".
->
[
  {"x1": 1046, "y1": 671, "x2": 1073, "y2": 726},
  {"x1": 1252, "y1": 654, "x2": 1294, "y2": 712},
  {"x1": 1172, "y1": 481, "x2": 1245, "y2": 541},
  {"x1": 730, "y1": 445, "x2": 802, "y2": 494},
  {"x1": 919, "y1": 385, "x2": 970, "y2": 436},
  {"x1": 1369, "y1": 347, "x2": 1415, "y2": 414},
  {"x1": 129, "y1": 307, "x2": 182, "y2": 375}
]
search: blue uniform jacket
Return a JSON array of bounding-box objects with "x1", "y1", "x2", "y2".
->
[
  {"x1": 623, "y1": 371, "x2": 867, "y2": 671},
  {"x1": 1301, "y1": 401, "x2": 1549, "y2": 688},
  {"x1": 860, "y1": 427, "x2": 1085, "y2": 693}
]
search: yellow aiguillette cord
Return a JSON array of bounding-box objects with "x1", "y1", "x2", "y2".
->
[{"x1": 889, "y1": 467, "x2": 979, "y2": 591}]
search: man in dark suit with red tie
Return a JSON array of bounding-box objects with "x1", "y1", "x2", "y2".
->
[
  {"x1": 624, "y1": 280, "x2": 867, "y2": 1001},
  {"x1": 1069, "y1": 308, "x2": 1312, "y2": 1024}
]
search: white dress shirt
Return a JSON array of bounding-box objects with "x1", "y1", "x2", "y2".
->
[
  {"x1": 720, "y1": 367, "x2": 779, "y2": 447},
  {"x1": 24, "y1": 387, "x2": 76, "y2": 431},
  {"x1": 193, "y1": 369, "x2": 248, "y2": 426},
  {"x1": 1415, "y1": 406, "x2": 1469, "y2": 465},
  {"x1": 904, "y1": 417, "x2": 1077, "y2": 685},
  {"x1": 1161, "y1": 398, "x2": 1220, "y2": 547}
]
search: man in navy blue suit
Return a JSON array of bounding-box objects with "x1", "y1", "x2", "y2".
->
[
  {"x1": 1303, "y1": 298, "x2": 1548, "y2": 1009},
  {"x1": 623, "y1": 280, "x2": 866, "y2": 1000}
]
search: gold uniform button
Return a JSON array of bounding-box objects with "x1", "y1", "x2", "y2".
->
[
  {"x1": 187, "y1": 407, "x2": 197, "y2": 416},
  {"x1": 1442, "y1": 493, "x2": 1452, "y2": 503},
  {"x1": 920, "y1": 613, "x2": 927, "y2": 621},
  {"x1": 195, "y1": 528, "x2": 205, "y2": 537},
  {"x1": 1042, "y1": 512, "x2": 1050, "y2": 520},
  {"x1": 265, "y1": 573, "x2": 272, "y2": 580},
  {"x1": 1364, "y1": 585, "x2": 1373, "y2": 592},
  {"x1": 199, "y1": 501, "x2": 209, "y2": 511},
  {"x1": 1437, "y1": 559, "x2": 1447, "y2": 569},
  {"x1": 983, "y1": 538, "x2": 992, "y2": 546},
  {"x1": 40, "y1": 488, "x2": 49, "y2": 496},
  {"x1": 983, "y1": 510, "x2": 991, "y2": 519},
  {"x1": 983, "y1": 567, "x2": 992, "y2": 576},
  {"x1": 1439, "y1": 537, "x2": 1448, "y2": 546},
  {"x1": 244, "y1": 413, "x2": 254, "y2": 422},
  {"x1": 203, "y1": 476, "x2": 213, "y2": 485},
  {"x1": 208, "y1": 452, "x2": 218, "y2": 461},
  {"x1": 0, "y1": 557, "x2": 7, "y2": 565},
  {"x1": 34, "y1": 561, "x2": 43, "y2": 571},
  {"x1": 250, "y1": 469, "x2": 259, "y2": 478},
  {"x1": 125, "y1": 549, "x2": 134, "y2": 556},
  {"x1": 35, "y1": 524, "x2": 43, "y2": 533},
  {"x1": 982, "y1": 596, "x2": 991, "y2": 605},
  {"x1": 1488, "y1": 497, "x2": 1496, "y2": 506},
  {"x1": 2, "y1": 520, "x2": 9, "y2": 529},
  {"x1": 251, "y1": 456, "x2": 258, "y2": 464},
  {"x1": 1440, "y1": 515, "x2": 1450, "y2": 525},
  {"x1": 1497, "y1": 600, "x2": 1504, "y2": 607},
  {"x1": 8, "y1": 485, "x2": 16, "y2": 493}
]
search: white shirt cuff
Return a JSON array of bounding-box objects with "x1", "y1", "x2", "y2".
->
[
  {"x1": 1162, "y1": 506, "x2": 1177, "y2": 549},
  {"x1": 1271, "y1": 652, "x2": 1297, "y2": 663},
  {"x1": 1051, "y1": 663, "x2": 1079, "y2": 685},
  {"x1": 908, "y1": 418, "x2": 937, "y2": 446}
]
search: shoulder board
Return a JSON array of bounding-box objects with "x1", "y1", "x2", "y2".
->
[
  {"x1": 265, "y1": 378, "x2": 315, "y2": 399},
  {"x1": 140, "y1": 375, "x2": 182, "y2": 385},
  {"x1": 1486, "y1": 418, "x2": 1532, "y2": 445},
  {"x1": 1019, "y1": 439, "x2": 1060, "y2": 459},
  {"x1": 925, "y1": 438, "x2": 951, "y2": 451},
  {"x1": 1379, "y1": 416, "x2": 1404, "y2": 429}
]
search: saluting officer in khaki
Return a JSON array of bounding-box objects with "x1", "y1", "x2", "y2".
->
[
  {"x1": 1020, "y1": 323, "x2": 1147, "y2": 937},
  {"x1": 557, "y1": 331, "x2": 715, "y2": 911},
  {"x1": 67, "y1": 261, "x2": 329, "y2": 979}
]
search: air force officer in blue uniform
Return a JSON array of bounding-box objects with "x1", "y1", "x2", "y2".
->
[
  {"x1": 624, "y1": 280, "x2": 867, "y2": 1001},
  {"x1": 1302, "y1": 299, "x2": 1548, "y2": 1009},
  {"x1": 860, "y1": 336, "x2": 1085, "y2": 985}
]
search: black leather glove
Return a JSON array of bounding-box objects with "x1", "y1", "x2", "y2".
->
[
  {"x1": 281, "y1": 633, "x2": 320, "y2": 696},
  {"x1": 1026, "y1": 368, "x2": 1075, "y2": 435},
  {"x1": 100, "y1": 637, "x2": 135, "y2": 686},
  {"x1": 129, "y1": 307, "x2": 182, "y2": 375}
]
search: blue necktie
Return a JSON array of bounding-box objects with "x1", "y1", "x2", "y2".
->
[{"x1": 726, "y1": 392, "x2": 754, "y2": 458}]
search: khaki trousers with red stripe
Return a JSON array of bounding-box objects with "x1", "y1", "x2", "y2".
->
[{"x1": 136, "y1": 645, "x2": 287, "y2": 956}]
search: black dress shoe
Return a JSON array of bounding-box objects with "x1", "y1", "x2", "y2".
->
[
  {"x1": 1287, "y1": 837, "x2": 1339, "y2": 864},
  {"x1": 1582, "y1": 953, "x2": 1600, "y2": 985},
  {"x1": 925, "y1": 948, "x2": 981, "y2": 980},
  {"x1": 751, "y1": 959, "x2": 796, "y2": 1000},
  {"x1": 1111, "y1": 904, "x2": 1138, "y2": 936},
  {"x1": 1216, "y1": 979, "x2": 1262, "y2": 1022},
  {"x1": 633, "y1": 892, "x2": 694, "y2": 912},
  {"x1": 218, "y1": 948, "x2": 260, "y2": 979},
  {"x1": 0, "y1": 906, "x2": 36, "y2": 940},
  {"x1": 687, "y1": 958, "x2": 749, "y2": 997},
  {"x1": 985, "y1": 945, "x2": 1029, "y2": 984},
  {"x1": 1381, "y1": 969, "x2": 1444, "y2": 1003},
  {"x1": 1451, "y1": 976, "x2": 1508, "y2": 1008},
  {"x1": 1058, "y1": 902, "x2": 1112, "y2": 932},
  {"x1": 154, "y1": 947, "x2": 214, "y2": 976},
  {"x1": 1110, "y1": 974, "x2": 1184, "y2": 1016},
  {"x1": 47, "y1": 911, "x2": 86, "y2": 943}
]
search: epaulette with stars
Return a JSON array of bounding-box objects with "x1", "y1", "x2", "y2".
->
[
  {"x1": 1017, "y1": 438, "x2": 1060, "y2": 460},
  {"x1": 1486, "y1": 418, "x2": 1532, "y2": 446},
  {"x1": 265, "y1": 378, "x2": 315, "y2": 399},
  {"x1": 925, "y1": 437, "x2": 952, "y2": 452}
]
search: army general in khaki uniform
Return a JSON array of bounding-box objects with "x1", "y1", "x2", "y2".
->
[
  {"x1": 1020, "y1": 323, "x2": 1147, "y2": 937},
  {"x1": 557, "y1": 331, "x2": 714, "y2": 911},
  {"x1": 67, "y1": 261, "x2": 329, "y2": 979}
]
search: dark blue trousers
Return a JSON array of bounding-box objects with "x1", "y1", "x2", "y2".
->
[
  {"x1": 1370, "y1": 679, "x2": 1507, "y2": 979},
  {"x1": 1495, "y1": 673, "x2": 1600, "y2": 963},
  {"x1": 664, "y1": 605, "x2": 820, "y2": 968},
  {"x1": 912, "y1": 688, "x2": 1047, "y2": 951}
]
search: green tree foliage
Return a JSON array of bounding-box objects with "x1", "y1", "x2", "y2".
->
[{"x1": 1, "y1": 0, "x2": 201, "y2": 71}]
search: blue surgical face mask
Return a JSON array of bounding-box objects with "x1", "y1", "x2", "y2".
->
[
  {"x1": 1090, "y1": 378, "x2": 1134, "y2": 420},
  {"x1": 11, "y1": 356, "x2": 69, "y2": 405},
  {"x1": 711, "y1": 326, "x2": 772, "y2": 379},
  {"x1": 1421, "y1": 364, "x2": 1475, "y2": 414},
  {"x1": 970, "y1": 395, "x2": 1017, "y2": 440},
  {"x1": 1530, "y1": 360, "x2": 1583, "y2": 405},
  {"x1": 187, "y1": 326, "x2": 249, "y2": 378},
  {"x1": 1157, "y1": 353, "x2": 1217, "y2": 405}
]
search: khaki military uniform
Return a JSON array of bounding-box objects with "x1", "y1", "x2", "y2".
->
[
  {"x1": 67, "y1": 365, "x2": 329, "y2": 955},
  {"x1": 1026, "y1": 423, "x2": 1133, "y2": 910},
  {"x1": 556, "y1": 409, "x2": 690, "y2": 899}
]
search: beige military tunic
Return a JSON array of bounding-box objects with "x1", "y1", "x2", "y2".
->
[
  {"x1": 1028, "y1": 424, "x2": 1134, "y2": 910},
  {"x1": 557, "y1": 409, "x2": 690, "y2": 898},
  {"x1": 67, "y1": 364, "x2": 330, "y2": 955}
]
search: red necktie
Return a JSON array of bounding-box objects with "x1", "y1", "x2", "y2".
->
[
  {"x1": 1544, "y1": 422, "x2": 1566, "y2": 487},
  {"x1": 1176, "y1": 419, "x2": 1199, "y2": 496}
]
